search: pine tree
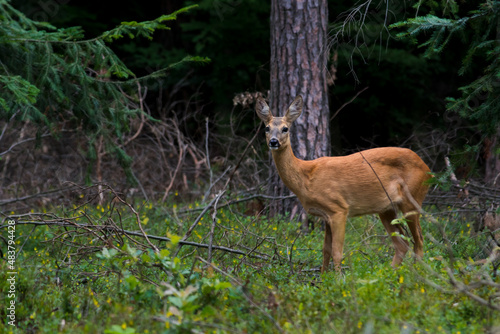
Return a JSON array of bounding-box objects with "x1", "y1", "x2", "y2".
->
[
  {"x1": 392, "y1": 0, "x2": 500, "y2": 184},
  {"x1": 0, "y1": 0, "x2": 208, "y2": 180},
  {"x1": 268, "y1": 0, "x2": 330, "y2": 218}
]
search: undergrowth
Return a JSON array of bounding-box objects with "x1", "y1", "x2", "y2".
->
[{"x1": 1, "y1": 192, "x2": 499, "y2": 333}]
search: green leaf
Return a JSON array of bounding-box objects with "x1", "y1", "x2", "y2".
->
[
  {"x1": 167, "y1": 232, "x2": 182, "y2": 246},
  {"x1": 214, "y1": 281, "x2": 232, "y2": 290},
  {"x1": 104, "y1": 325, "x2": 137, "y2": 334},
  {"x1": 98, "y1": 247, "x2": 118, "y2": 259}
]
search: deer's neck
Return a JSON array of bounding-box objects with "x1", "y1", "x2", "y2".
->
[{"x1": 271, "y1": 144, "x2": 307, "y2": 195}]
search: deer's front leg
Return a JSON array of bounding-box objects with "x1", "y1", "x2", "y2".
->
[
  {"x1": 322, "y1": 212, "x2": 347, "y2": 273},
  {"x1": 329, "y1": 212, "x2": 347, "y2": 272}
]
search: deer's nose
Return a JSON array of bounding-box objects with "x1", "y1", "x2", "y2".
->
[{"x1": 269, "y1": 138, "x2": 280, "y2": 149}]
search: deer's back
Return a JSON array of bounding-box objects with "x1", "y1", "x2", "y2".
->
[{"x1": 300, "y1": 147, "x2": 431, "y2": 216}]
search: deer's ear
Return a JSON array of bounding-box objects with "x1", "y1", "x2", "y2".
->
[
  {"x1": 285, "y1": 95, "x2": 303, "y2": 123},
  {"x1": 255, "y1": 97, "x2": 272, "y2": 123}
]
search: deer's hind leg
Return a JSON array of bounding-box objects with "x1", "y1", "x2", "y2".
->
[
  {"x1": 400, "y1": 203, "x2": 424, "y2": 260},
  {"x1": 379, "y1": 210, "x2": 410, "y2": 267},
  {"x1": 321, "y1": 221, "x2": 333, "y2": 273}
]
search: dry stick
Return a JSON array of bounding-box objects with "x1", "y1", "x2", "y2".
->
[
  {"x1": 123, "y1": 82, "x2": 147, "y2": 147},
  {"x1": 62, "y1": 217, "x2": 112, "y2": 251},
  {"x1": 203, "y1": 117, "x2": 213, "y2": 202},
  {"x1": 176, "y1": 194, "x2": 297, "y2": 215},
  {"x1": 173, "y1": 194, "x2": 228, "y2": 258},
  {"x1": 445, "y1": 266, "x2": 500, "y2": 311},
  {"x1": 162, "y1": 118, "x2": 188, "y2": 202},
  {"x1": 234, "y1": 236, "x2": 269, "y2": 273},
  {"x1": 330, "y1": 86, "x2": 369, "y2": 121},
  {"x1": 0, "y1": 133, "x2": 52, "y2": 157},
  {"x1": 95, "y1": 136, "x2": 105, "y2": 205},
  {"x1": 0, "y1": 110, "x2": 20, "y2": 143},
  {"x1": 410, "y1": 217, "x2": 500, "y2": 311},
  {"x1": 106, "y1": 186, "x2": 159, "y2": 252},
  {"x1": 107, "y1": 214, "x2": 149, "y2": 250},
  {"x1": 162, "y1": 143, "x2": 186, "y2": 202},
  {"x1": 0, "y1": 184, "x2": 79, "y2": 206},
  {"x1": 203, "y1": 166, "x2": 232, "y2": 200},
  {"x1": 15, "y1": 225, "x2": 37, "y2": 260},
  {"x1": 208, "y1": 190, "x2": 226, "y2": 263},
  {"x1": 287, "y1": 231, "x2": 302, "y2": 275},
  {"x1": 392, "y1": 171, "x2": 500, "y2": 310},
  {"x1": 223, "y1": 122, "x2": 262, "y2": 189}
]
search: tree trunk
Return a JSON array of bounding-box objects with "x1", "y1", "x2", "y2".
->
[{"x1": 269, "y1": 0, "x2": 330, "y2": 217}]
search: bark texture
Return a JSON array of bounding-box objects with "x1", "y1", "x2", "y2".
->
[{"x1": 269, "y1": 0, "x2": 330, "y2": 216}]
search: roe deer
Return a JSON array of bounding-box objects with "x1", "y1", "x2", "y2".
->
[{"x1": 256, "y1": 95, "x2": 431, "y2": 272}]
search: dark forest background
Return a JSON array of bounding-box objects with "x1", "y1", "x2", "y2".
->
[
  {"x1": 1, "y1": 0, "x2": 498, "y2": 206},
  {"x1": 28, "y1": 0, "x2": 461, "y2": 148}
]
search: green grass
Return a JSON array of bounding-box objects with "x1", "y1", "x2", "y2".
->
[{"x1": 1, "y1": 196, "x2": 499, "y2": 333}]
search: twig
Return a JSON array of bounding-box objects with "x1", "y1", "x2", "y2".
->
[
  {"x1": 202, "y1": 166, "x2": 232, "y2": 201},
  {"x1": 162, "y1": 141, "x2": 187, "y2": 202},
  {"x1": 173, "y1": 194, "x2": 231, "y2": 257},
  {"x1": 288, "y1": 231, "x2": 302, "y2": 275},
  {"x1": 223, "y1": 122, "x2": 262, "y2": 189},
  {"x1": 0, "y1": 185, "x2": 80, "y2": 206},
  {"x1": 176, "y1": 194, "x2": 297, "y2": 215},
  {"x1": 105, "y1": 185, "x2": 159, "y2": 252},
  {"x1": 15, "y1": 225, "x2": 37, "y2": 260},
  {"x1": 358, "y1": 151, "x2": 398, "y2": 215},
  {"x1": 208, "y1": 190, "x2": 225, "y2": 263},
  {"x1": 0, "y1": 133, "x2": 52, "y2": 157},
  {"x1": 445, "y1": 267, "x2": 500, "y2": 311},
  {"x1": 203, "y1": 117, "x2": 213, "y2": 202},
  {"x1": 330, "y1": 86, "x2": 369, "y2": 121},
  {"x1": 0, "y1": 109, "x2": 20, "y2": 143},
  {"x1": 123, "y1": 82, "x2": 147, "y2": 146}
]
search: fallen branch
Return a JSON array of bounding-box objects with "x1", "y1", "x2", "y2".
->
[
  {"x1": 104, "y1": 185, "x2": 159, "y2": 252},
  {"x1": 173, "y1": 192, "x2": 225, "y2": 257},
  {"x1": 1, "y1": 220, "x2": 270, "y2": 260},
  {"x1": 176, "y1": 193, "x2": 297, "y2": 215},
  {"x1": 0, "y1": 185, "x2": 80, "y2": 206}
]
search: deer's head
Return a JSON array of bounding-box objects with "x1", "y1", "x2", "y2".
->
[{"x1": 255, "y1": 96, "x2": 303, "y2": 151}]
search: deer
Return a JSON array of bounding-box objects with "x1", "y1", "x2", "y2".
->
[{"x1": 256, "y1": 95, "x2": 432, "y2": 273}]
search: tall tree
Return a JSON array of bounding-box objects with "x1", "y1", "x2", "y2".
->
[
  {"x1": 268, "y1": 0, "x2": 330, "y2": 216},
  {"x1": 392, "y1": 0, "x2": 500, "y2": 185}
]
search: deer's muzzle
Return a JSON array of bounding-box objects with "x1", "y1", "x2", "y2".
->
[{"x1": 269, "y1": 138, "x2": 280, "y2": 150}]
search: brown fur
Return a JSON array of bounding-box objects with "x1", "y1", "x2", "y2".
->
[{"x1": 256, "y1": 96, "x2": 431, "y2": 272}]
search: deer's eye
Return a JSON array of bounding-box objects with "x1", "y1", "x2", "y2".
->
[
  {"x1": 282, "y1": 127, "x2": 289, "y2": 133},
  {"x1": 265, "y1": 126, "x2": 270, "y2": 133}
]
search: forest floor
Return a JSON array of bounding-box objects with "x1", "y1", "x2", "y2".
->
[{"x1": 1, "y1": 185, "x2": 500, "y2": 334}]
